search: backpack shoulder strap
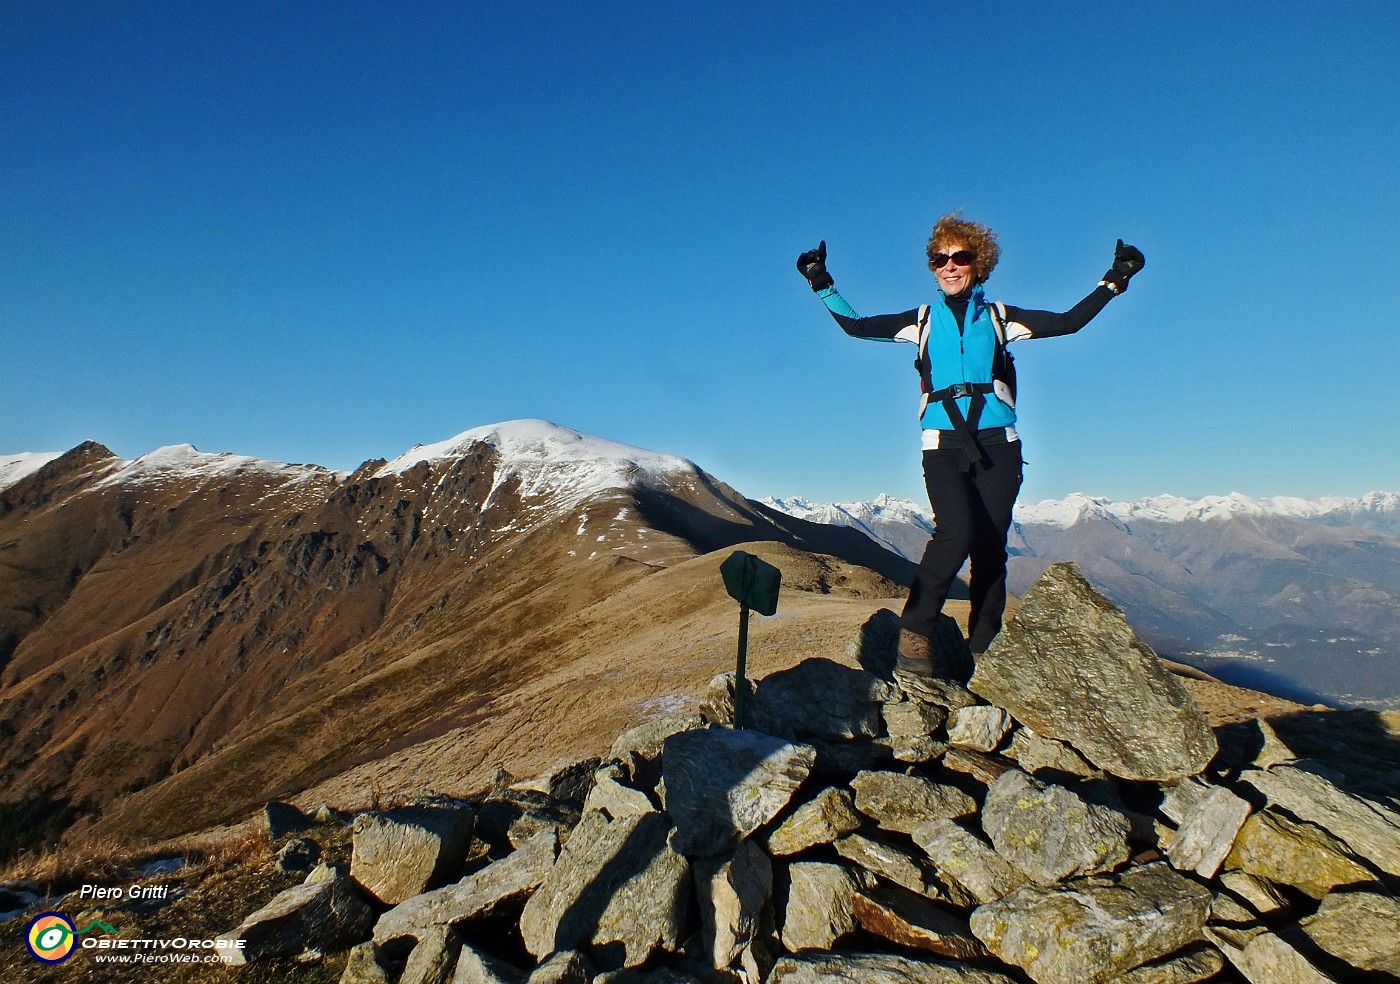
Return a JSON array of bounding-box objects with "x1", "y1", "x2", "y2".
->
[
  {"x1": 915, "y1": 304, "x2": 933, "y2": 415},
  {"x1": 985, "y1": 300, "x2": 1008, "y2": 348},
  {"x1": 915, "y1": 304, "x2": 932, "y2": 381}
]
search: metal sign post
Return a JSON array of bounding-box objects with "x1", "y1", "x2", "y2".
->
[{"x1": 720, "y1": 550, "x2": 781, "y2": 729}]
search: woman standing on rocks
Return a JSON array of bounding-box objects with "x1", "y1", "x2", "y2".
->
[{"x1": 797, "y1": 214, "x2": 1143, "y2": 681}]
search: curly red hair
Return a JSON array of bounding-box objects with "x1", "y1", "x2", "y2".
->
[{"x1": 927, "y1": 212, "x2": 1000, "y2": 284}]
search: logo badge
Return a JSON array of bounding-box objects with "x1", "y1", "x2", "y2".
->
[{"x1": 26, "y1": 912, "x2": 78, "y2": 964}]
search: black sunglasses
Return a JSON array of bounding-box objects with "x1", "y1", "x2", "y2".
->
[{"x1": 931, "y1": 249, "x2": 976, "y2": 269}]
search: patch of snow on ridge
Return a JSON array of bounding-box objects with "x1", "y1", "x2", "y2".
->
[
  {"x1": 0, "y1": 451, "x2": 64, "y2": 491},
  {"x1": 90, "y1": 444, "x2": 334, "y2": 490},
  {"x1": 375, "y1": 419, "x2": 700, "y2": 510}
]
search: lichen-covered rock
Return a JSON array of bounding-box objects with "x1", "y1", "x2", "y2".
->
[
  {"x1": 374, "y1": 827, "x2": 559, "y2": 945},
  {"x1": 305, "y1": 862, "x2": 340, "y2": 885},
  {"x1": 970, "y1": 563, "x2": 1216, "y2": 781},
  {"x1": 661, "y1": 728, "x2": 815, "y2": 857},
  {"x1": 769, "y1": 950, "x2": 1017, "y2": 983},
  {"x1": 1239, "y1": 760, "x2": 1400, "y2": 878},
  {"x1": 1215, "y1": 870, "x2": 1291, "y2": 916},
  {"x1": 1159, "y1": 777, "x2": 1252, "y2": 878},
  {"x1": 833, "y1": 832, "x2": 935, "y2": 897},
  {"x1": 779, "y1": 862, "x2": 870, "y2": 951},
  {"x1": 701, "y1": 671, "x2": 757, "y2": 728},
  {"x1": 352, "y1": 805, "x2": 474, "y2": 904},
  {"x1": 609, "y1": 713, "x2": 708, "y2": 764},
  {"x1": 593, "y1": 969, "x2": 709, "y2": 984},
  {"x1": 941, "y1": 747, "x2": 1016, "y2": 784},
  {"x1": 1224, "y1": 810, "x2": 1375, "y2": 898},
  {"x1": 583, "y1": 762, "x2": 656, "y2": 820},
  {"x1": 881, "y1": 700, "x2": 949, "y2": 763},
  {"x1": 740, "y1": 937, "x2": 783, "y2": 984},
  {"x1": 341, "y1": 941, "x2": 399, "y2": 984},
  {"x1": 764, "y1": 787, "x2": 862, "y2": 856},
  {"x1": 1006, "y1": 728, "x2": 1097, "y2": 779},
  {"x1": 401, "y1": 925, "x2": 462, "y2": 984},
  {"x1": 519, "y1": 810, "x2": 689, "y2": 969},
  {"x1": 525, "y1": 950, "x2": 593, "y2": 984},
  {"x1": 969, "y1": 862, "x2": 1212, "y2": 984},
  {"x1": 474, "y1": 789, "x2": 578, "y2": 852},
  {"x1": 1119, "y1": 943, "x2": 1225, "y2": 984},
  {"x1": 981, "y1": 770, "x2": 1131, "y2": 884},
  {"x1": 912, "y1": 819, "x2": 1027, "y2": 906},
  {"x1": 1299, "y1": 889, "x2": 1400, "y2": 975},
  {"x1": 451, "y1": 942, "x2": 526, "y2": 984},
  {"x1": 219, "y1": 875, "x2": 375, "y2": 964},
  {"x1": 947, "y1": 706, "x2": 1012, "y2": 753},
  {"x1": 1207, "y1": 913, "x2": 1336, "y2": 984},
  {"x1": 519, "y1": 758, "x2": 601, "y2": 806},
  {"x1": 695, "y1": 840, "x2": 773, "y2": 971},
  {"x1": 894, "y1": 673, "x2": 979, "y2": 712},
  {"x1": 277, "y1": 837, "x2": 322, "y2": 873},
  {"x1": 849, "y1": 770, "x2": 976, "y2": 835},
  {"x1": 851, "y1": 886, "x2": 986, "y2": 960}
]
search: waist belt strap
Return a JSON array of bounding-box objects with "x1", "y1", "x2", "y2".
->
[{"x1": 928, "y1": 382, "x2": 996, "y2": 468}]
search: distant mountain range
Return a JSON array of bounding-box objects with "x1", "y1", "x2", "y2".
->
[{"x1": 762, "y1": 491, "x2": 1400, "y2": 710}]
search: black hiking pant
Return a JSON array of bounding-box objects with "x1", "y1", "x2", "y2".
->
[{"x1": 901, "y1": 440, "x2": 1023, "y2": 653}]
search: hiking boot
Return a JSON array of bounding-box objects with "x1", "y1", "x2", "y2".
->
[
  {"x1": 894, "y1": 628, "x2": 978, "y2": 708},
  {"x1": 895, "y1": 628, "x2": 935, "y2": 677}
]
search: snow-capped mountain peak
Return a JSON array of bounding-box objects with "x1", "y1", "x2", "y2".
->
[
  {"x1": 758, "y1": 493, "x2": 933, "y2": 561},
  {"x1": 375, "y1": 419, "x2": 701, "y2": 511},
  {"x1": 1016, "y1": 492, "x2": 1124, "y2": 530}
]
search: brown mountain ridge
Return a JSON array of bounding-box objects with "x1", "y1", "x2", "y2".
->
[{"x1": 0, "y1": 421, "x2": 914, "y2": 854}]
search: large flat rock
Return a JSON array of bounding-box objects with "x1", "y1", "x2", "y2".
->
[
  {"x1": 519, "y1": 810, "x2": 690, "y2": 969},
  {"x1": 660, "y1": 728, "x2": 815, "y2": 857},
  {"x1": 970, "y1": 862, "x2": 1212, "y2": 984},
  {"x1": 970, "y1": 563, "x2": 1216, "y2": 781},
  {"x1": 769, "y1": 951, "x2": 1016, "y2": 984}
]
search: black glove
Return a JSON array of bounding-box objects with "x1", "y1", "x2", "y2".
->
[
  {"x1": 1101, "y1": 239, "x2": 1145, "y2": 293},
  {"x1": 796, "y1": 240, "x2": 834, "y2": 292}
]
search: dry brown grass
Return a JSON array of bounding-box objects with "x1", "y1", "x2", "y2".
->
[{"x1": 0, "y1": 827, "x2": 269, "y2": 898}]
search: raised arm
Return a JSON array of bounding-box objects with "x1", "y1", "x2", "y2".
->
[
  {"x1": 797, "y1": 240, "x2": 920, "y2": 342},
  {"x1": 1001, "y1": 240, "x2": 1145, "y2": 340}
]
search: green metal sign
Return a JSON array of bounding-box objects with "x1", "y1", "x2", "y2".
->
[
  {"x1": 720, "y1": 551, "x2": 781, "y2": 728},
  {"x1": 720, "y1": 550, "x2": 781, "y2": 616}
]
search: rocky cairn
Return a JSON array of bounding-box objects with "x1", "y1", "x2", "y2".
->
[{"x1": 218, "y1": 563, "x2": 1400, "y2": 983}]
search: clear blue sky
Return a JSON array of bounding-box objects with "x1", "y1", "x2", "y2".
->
[{"x1": 5, "y1": 2, "x2": 1399, "y2": 505}]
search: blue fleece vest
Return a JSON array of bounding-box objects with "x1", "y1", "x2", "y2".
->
[{"x1": 921, "y1": 285, "x2": 1016, "y2": 432}]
